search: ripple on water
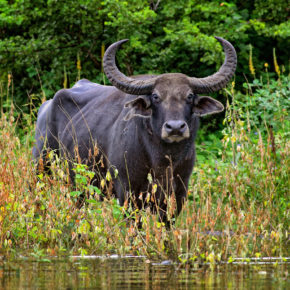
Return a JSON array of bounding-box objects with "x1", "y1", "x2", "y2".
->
[{"x1": 0, "y1": 256, "x2": 289, "y2": 289}]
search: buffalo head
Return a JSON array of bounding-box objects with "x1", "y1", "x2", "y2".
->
[{"x1": 103, "y1": 37, "x2": 237, "y2": 143}]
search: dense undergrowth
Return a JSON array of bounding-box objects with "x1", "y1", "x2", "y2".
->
[{"x1": 0, "y1": 70, "x2": 289, "y2": 264}]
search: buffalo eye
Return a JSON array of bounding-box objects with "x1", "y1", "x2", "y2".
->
[
  {"x1": 152, "y1": 93, "x2": 161, "y2": 103},
  {"x1": 186, "y1": 93, "x2": 195, "y2": 104}
]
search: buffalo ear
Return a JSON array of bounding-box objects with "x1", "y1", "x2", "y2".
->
[
  {"x1": 192, "y1": 96, "x2": 224, "y2": 117},
  {"x1": 124, "y1": 96, "x2": 152, "y2": 121}
]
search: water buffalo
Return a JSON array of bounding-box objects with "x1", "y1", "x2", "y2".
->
[{"x1": 33, "y1": 37, "x2": 237, "y2": 223}]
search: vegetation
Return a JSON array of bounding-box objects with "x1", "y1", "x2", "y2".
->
[
  {"x1": 0, "y1": 0, "x2": 288, "y2": 263},
  {"x1": 0, "y1": 64, "x2": 288, "y2": 262},
  {"x1": 0, "y1": 0, "x2": 289, "y2": 111}
]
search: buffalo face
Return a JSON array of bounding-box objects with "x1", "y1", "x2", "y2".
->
[{"x1": 124, "y1": 73, "x2": 224, "y2": 143}]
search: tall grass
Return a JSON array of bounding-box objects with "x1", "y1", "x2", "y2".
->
[{"x1": 0, "y1": 70, "x2": 288, "y2": 263}]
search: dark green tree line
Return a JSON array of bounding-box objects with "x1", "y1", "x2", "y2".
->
[{"x1": 0, "y1": 0, "x2": 288, "y2": 109}]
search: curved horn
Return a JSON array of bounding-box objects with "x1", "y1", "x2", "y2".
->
[
  {"x1": 103, "y1": 39, "x2": 156, "y2": 95},
  {"x1": 188, "y1": 37, "x2": 237, "y2": 93}
]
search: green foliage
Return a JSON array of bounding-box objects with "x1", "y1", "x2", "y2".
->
[
  {"x1": 0, "y1": 0, "x2": 288, "y2": 112},
  {"x1": 237, "y1": 75, "x2": 289, "y2": 133},
  {"x1": 196, "y1": 72, "x2": 289, "y2": 159},
  {"x1": 71, "y1": 163, "x2": 98, "y2": 199}
]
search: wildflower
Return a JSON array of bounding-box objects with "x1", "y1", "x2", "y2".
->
[
  {"x1": 255, "y1": 252, "x2": 261, "y2": 258},
  {"x1": 273, "y1": 48, "x2": 280, "y2": 77},
  {"x1": 77, "y1": 52, "x2": 81, "y2": 80},
  {"x1": 264, "y1": 63, "x2": 268, "y2": 68},
  {"x1": 270, "y1": 231, "x2": 279, "y2": 242},
  {"x1": 208, "y1": 252, "x2": 215, "y2": 264},
  {"x1": 63, "y1": 66, "x2": 67, "y2": 88},
  {"x1": 101, "y1": 43, "x2": 105, "y2": 72},
  {"x1": 77, "y1": 53, "x2": 81, "y2": 71},
  {"x1": 146, "y1": 192, "x2": 151, "y2": 203},
  {"x1": 100, "y1": 179, "x2": 106, "y2": 188},
  {"x1": 106, "y1": 171, "x2": 112, "y2": 181},
  {"x1": 8, "y1": 73, "x2": 12, "y2": 88},
  {"x1": 231, "y1": 80, "x2": 235, "y2": 94},
  {"x1": 249, "y1": 44, "x2": 255, "y2": 77}
]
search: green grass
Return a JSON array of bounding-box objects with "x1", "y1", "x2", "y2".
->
[{"x1": 0, "y1": 72, "x2": 289, "y2": 264}]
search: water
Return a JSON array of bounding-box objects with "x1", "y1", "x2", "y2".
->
[{"x1": 0, "y1": 256, "x2": 289, "y2": 289}]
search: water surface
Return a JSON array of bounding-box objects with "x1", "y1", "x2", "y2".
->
[{"x1": 1, "y1": 256, "x2": 289, "y2": 289}]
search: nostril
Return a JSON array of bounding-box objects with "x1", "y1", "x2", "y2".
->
[
  {"x1": 180, "y1": 122, "x2": 186, "y2": 129},
  {"x1": 164, "y1": 120, "x2": 187, "y2": 134},
  {"x1": 164, "y1": 122, "x2": 173, "y2": 133},
  {"x1": 165, "y1": 122, "x2": 172, "y2": 129}
]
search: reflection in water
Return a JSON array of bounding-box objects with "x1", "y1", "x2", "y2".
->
[{"x1": 0, "y1": 256, "x2": 289, "y2": 289}]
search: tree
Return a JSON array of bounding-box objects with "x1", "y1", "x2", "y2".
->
[{"x1": 0, "y1": 0, "x2": 288, "y2": 110}]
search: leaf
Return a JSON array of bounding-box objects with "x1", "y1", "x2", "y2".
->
[
  {"x1": 86, "y1": 199, "x2": 97, "y2": 204},
  {"x1": 70, "y1": 191, "x2": 82, "y2": 197},
  {"x1": 106, "y1": 171, "x2": 112, "y2": 181}
]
